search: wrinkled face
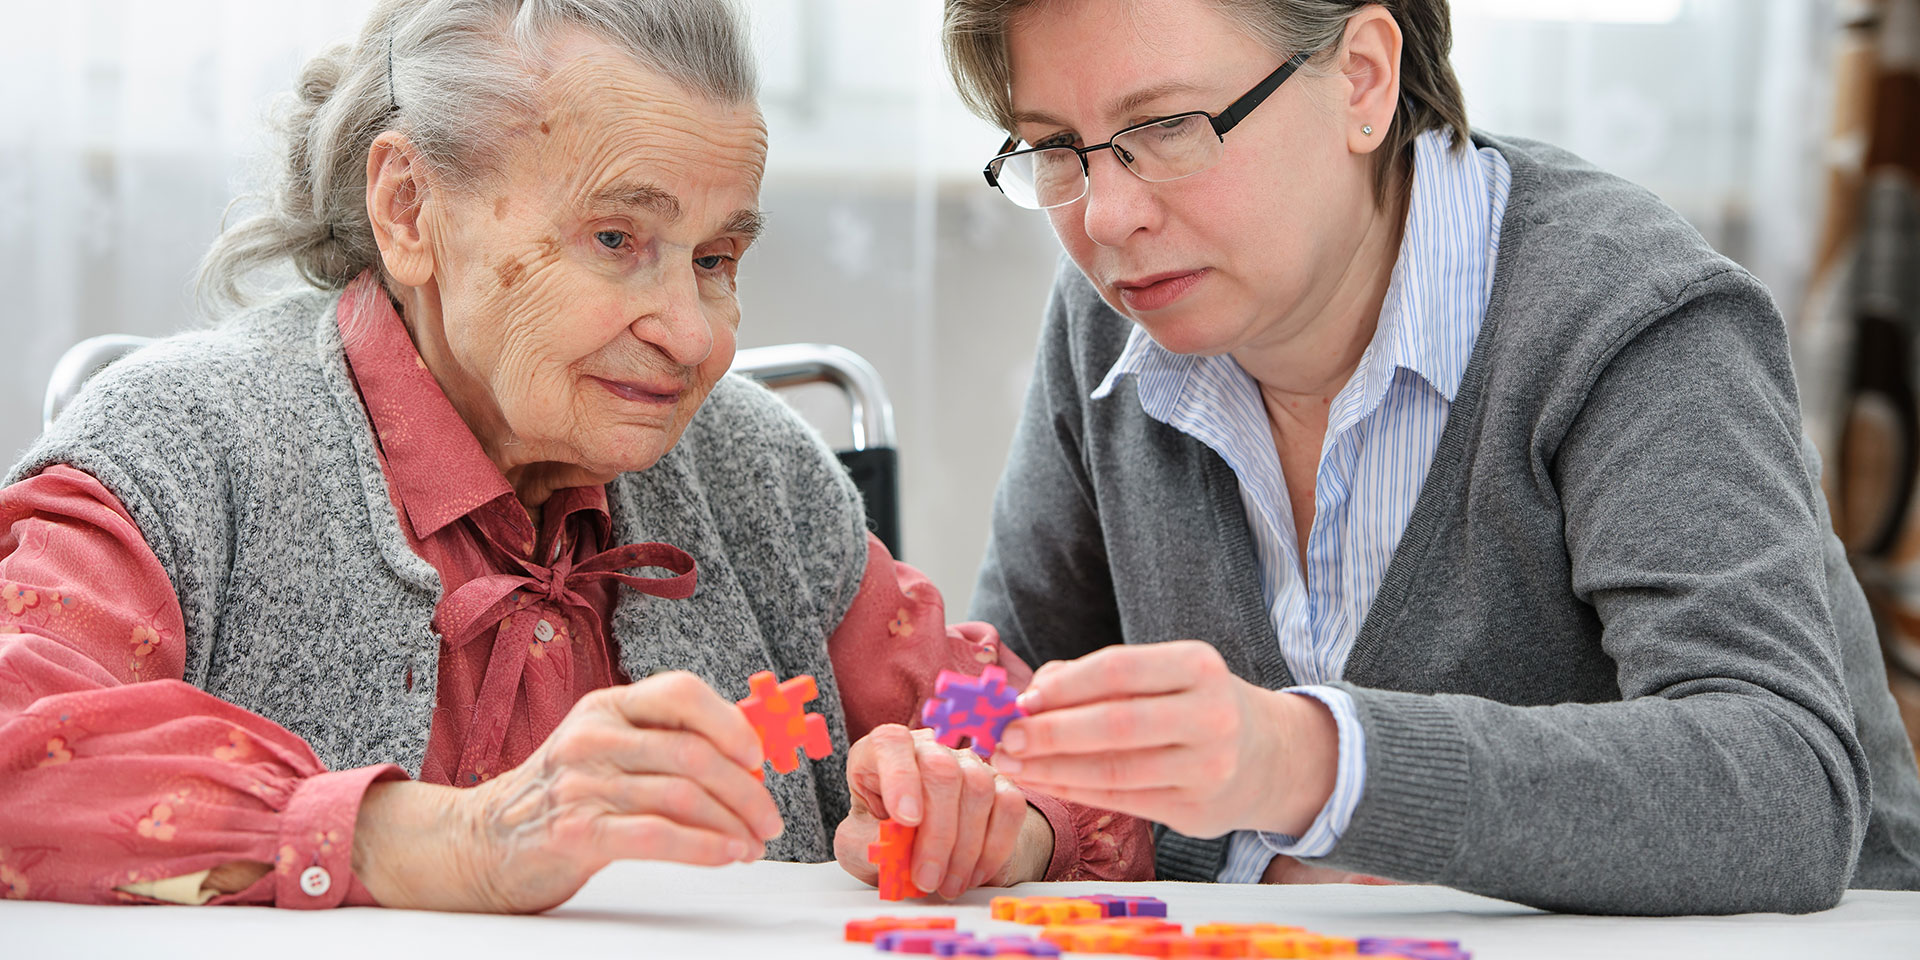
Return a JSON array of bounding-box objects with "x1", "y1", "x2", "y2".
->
[
  {"x1": 1007, "y1": 0, "x2": 1372, "y2": 357},
  {"x1": 425, "y1": 40, "x2": 766, "y2": 479}
]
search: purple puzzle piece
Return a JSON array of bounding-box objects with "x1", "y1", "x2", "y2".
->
[
  {"x1": 920, "y1": 665, "x2": 1026, "y2": 758},
  {"x1": 1080, "y1": 893, "x2": 1168, "y2": 918},
  {"x1": 877, "y1": 930, "x2": 977, "y2": 954},
  {"x1": 938, "y1": 936, "x2": 1062, "y2": 957},
  {"x1": 1357, "y1": 938, "x2": 1469, "y2": 960}
]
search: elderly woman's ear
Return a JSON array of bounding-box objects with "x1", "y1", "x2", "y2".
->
[{"x1": 364, "y1": 131, "x2": 436, "y2": 288}]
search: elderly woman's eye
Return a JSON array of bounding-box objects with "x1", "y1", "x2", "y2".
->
[{"x1": 594, "y1": 230, "x2": 629, "y2": 251}]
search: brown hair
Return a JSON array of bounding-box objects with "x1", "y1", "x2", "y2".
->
[{"x1": 942, "y1": 0, "x2": 1470, "y2": 202}]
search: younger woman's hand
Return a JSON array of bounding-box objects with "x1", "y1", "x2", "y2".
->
[{"x1": 992, "y1": 641, "x2": 1338, "y2": 841}]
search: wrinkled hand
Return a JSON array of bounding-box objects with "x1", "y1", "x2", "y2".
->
[
  {"x1": 991, "y1": 641, "x2": 1337, "y2": 841},
  {"x1": 355, "y1": 671, "x2": 781, "y2": 913},
  {"x1": 834, "y1": 724, "x2": 1051, "y2": 899}
]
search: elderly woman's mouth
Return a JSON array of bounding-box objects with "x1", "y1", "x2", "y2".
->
[{"x1": 591, "y1": 376, "x2": 684, "y2": 406}]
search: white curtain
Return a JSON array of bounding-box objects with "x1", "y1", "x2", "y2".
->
[{"x1": 0, "y1": 0, "x2": 1838, "y2": 612}]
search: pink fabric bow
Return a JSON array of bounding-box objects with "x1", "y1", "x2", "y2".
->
[{"x1": 433, "y1": 537, "x2": 696, "y2": 782}]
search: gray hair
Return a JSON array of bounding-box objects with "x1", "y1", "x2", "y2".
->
[
  {"x1": 197, "y1": 0, "x2": 757, "y2": 313},
  {"x1": 943, "y1": 1, "x2": 1468, "y2": 204}
]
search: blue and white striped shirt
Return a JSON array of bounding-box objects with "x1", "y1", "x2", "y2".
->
[{"x1": 1090, "y1": 130, "x2": 1512, "y2": 880}]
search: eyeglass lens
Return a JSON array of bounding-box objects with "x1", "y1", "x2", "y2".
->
[{"x1": 991, "y1": 113, "x2": 1224, "y2": 210}]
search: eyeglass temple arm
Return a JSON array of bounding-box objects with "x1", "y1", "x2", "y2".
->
[
  {"x1": 1210, "y1": 51, "x2": 1312, "y2": 137},
  {"x1": 983, "y1": 136, "x2": 1017, "y2": 187}
]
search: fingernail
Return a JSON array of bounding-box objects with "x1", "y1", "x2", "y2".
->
[
  {"x1": 898, "y1": 794, "x2": 922, "y2": 824},
  {"x1": 760, "y1": 815, "x2": 785, "y2": 840},
  {"x1": 996, "y1": 754, "x2": 1023, "y2": 774},
  {"x1": 943, "y1": 874, "x2": 965, "y2": 898},
  {"x1": 1015, "y1": 691, "x2": 1040, "y2": 714},
  {"x1": 1000, "y1": 727, "x2": 1027, "y2": 754},
  {"x1": 971, "y1": 869, "x2": 986, "y2": 888},
  {"x1": 726, "y1": 839, "x2": 749, "y2": 860},
  {"x1": 915, "y1": 863, "x2": 941, "y2": 893}
]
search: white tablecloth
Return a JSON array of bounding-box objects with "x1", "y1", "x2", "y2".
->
[{"x1": 5, "y1": 861, "x2": 1917, "y2": 959}]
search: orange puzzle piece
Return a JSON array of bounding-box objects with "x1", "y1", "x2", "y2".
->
[
  {"x1": 1195, "y1": 924, "x2": 1306, "y2": 939},
  {"x1": 736, "y1": 671, "x2": 832, "y2": 775},
  {"x1": 1010, "y1": 897, "x2": 1103, "y2": 925},
  {"x1": 844, "y1": 916, "x2": 955, "y2": 942},
  {"x1": 1127, "y1": 933, "x2": 1255, "y2": 958},
  {"x1": 1245, "y1": 933, "x2": 1361, "y2": 958},
  {"x1": 868, "y1": 818, "x2": 923, "y2": 901},
  {"x1": 1041, "y1": 917, "x2": 1181, "y2": 953},
  {"x1": 1043, "y1": 925, "x2": 1135, "y2": 954}
]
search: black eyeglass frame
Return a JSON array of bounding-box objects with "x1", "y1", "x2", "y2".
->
[{"x1": 981, "y1": 50, "x2": 1314, "y2": 199}]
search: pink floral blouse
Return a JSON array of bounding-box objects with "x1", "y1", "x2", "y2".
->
[{"x1": 0, "y1": 275, "x2": 1149, "y2": 908}]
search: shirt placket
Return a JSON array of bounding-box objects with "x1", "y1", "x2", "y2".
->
[{"x1": 1306, "y1": 429, "x2": 1364, "y2": 684}]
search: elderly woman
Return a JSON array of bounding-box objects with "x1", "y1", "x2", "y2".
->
[
  {"x1": 936, "y1": 0, "x2": 1920, "y2": 914},
  {"x1": 0, "y1": 0, "x2": 1147, "y2": 911}
]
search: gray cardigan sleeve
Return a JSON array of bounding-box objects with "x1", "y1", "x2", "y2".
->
[
  {"x1": 968, "y1": 277, "x2": 1125, "y2": 669},
  {"x1": 1321, "y1": 273, "x2": 1871, "y2": 914}
]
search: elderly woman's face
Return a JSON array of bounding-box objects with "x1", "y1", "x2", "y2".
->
[{"x1": 422, "y1": 41, "x2": 766, "y2": 481}]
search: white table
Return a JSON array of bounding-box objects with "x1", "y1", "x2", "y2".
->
[{"x1": 6, "y1": 861, "x2": 1917, "y2": 959}]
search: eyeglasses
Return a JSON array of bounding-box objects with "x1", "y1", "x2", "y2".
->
[{"x1": 982, "y1": 51, "x2": 1312, "y2": 210}]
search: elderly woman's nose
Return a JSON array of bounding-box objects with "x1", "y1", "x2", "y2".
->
[
  {"x1": 631, "y1": 274, "x2": 717, "y2": 367},
  {"x1": 1080, "y1": 148, "x2": 1158, "y2": 248}
]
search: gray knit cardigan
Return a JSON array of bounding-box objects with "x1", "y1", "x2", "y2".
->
[
  {"x1": 971, "y1": 133, "x2": 1920, "y2": 914},
  {"x1": 10, "y1": 292, "x2": 870, "y2": 864}
]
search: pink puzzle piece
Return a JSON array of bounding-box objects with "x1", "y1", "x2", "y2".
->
[
  {"x1": 920, "y1": 665, "x2": 1027, "y2": 758},
  {"x1": 737, "y1": 671, "x2": 832, "y2": 775}
]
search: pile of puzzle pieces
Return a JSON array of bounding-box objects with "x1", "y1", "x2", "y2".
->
[{"x1": 847, "y1": 894, "x2": 1469, "y2": 959}]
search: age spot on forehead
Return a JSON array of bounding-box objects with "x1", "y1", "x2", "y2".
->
[
  {"x1": 493, "y1": 197, "x2": 510, "y2": 220},
  {"x1": 540, "y1": 121, "x2": 552, "y2": 135}
]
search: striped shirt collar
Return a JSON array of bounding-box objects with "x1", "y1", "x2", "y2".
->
[{"x1": 1093, "y1": 130, "x2": 1499, "y2": 416}]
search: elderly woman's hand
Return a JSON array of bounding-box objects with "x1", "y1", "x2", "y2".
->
[
  {"x1": 352, "y1": 671, "x2": 780, "y2": 913},
  {"x1": 990, "y1": 641, "x2": 1339, "y2": 842},
  {"x1": 834, "y1": 724, "x2": 1050, "y2": 899}
]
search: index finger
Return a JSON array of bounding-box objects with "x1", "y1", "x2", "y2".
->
[
  {"x1": 613, "y1": 671, "x2": 767, "y2": 773},
  {"x1": 1017, "y1": 640, "x2": 1219, "y2": 714},
  {"x1": 1001, "y1": 695, "x2": 1189, "y2": 760},
  {"x1": 848, "y1": 725, "x2": 926, "y2": 825}
]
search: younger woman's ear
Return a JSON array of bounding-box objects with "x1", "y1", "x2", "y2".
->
[{"x1": 1337, "y1": 6, "x2": 1403, "y2": 155}]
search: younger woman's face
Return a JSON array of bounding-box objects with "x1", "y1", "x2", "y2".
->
[{"x1": 1006, "y1": 0, "x2": 1381, "y2": 358}]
